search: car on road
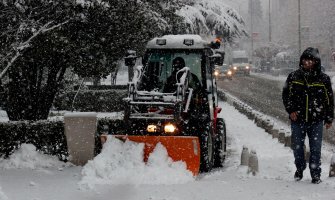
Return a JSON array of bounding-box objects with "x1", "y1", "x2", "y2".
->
[
  {"x1": 232, "y1": 50, "x2": 250, "y2": 76},
  {"x1": 214, "y1": 64, "x2": 233, "y2": 80},
  {"x1": 231, "y1": 63, "x2": 251, "y2": 76}
]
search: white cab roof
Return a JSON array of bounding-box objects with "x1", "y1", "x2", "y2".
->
[
  {"x1": 232, "y1": 50, "x2": 248, "y2": 58},
  {"x1": 146, "y1": 35, "x2": 208, "y2": 49}
]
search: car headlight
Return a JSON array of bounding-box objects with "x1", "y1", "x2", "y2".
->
[
  {"x1": 214, "y1": 71, "x2": 219, "y2": 76},
  {"x1": 164, "y1": 123, "x2": 176, "y2": 134},
  {"x1": 227, "y1": 70, "x2": 232, "y2": 75},
  {"x1": 245, "y1": 66, "x2": 250, "y2": 69},
  {"x1": 233, "y1": 66, "x2": 237, "y2": 70}
]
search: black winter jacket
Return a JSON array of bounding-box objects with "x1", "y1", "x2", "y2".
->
[{"x1": 282, "y1": 47, "x2": 334, "y2": 124}]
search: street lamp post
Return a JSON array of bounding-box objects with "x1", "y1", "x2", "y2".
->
[
  {"x1": 269, "y1": 0, "x2": 271, "y2": 42},
  {"x1": 298, "y1": 0, "x2": 301, "y2": 55},
  {"x1": 251, "y1": 0, "x2": 254, "y2": 63}
]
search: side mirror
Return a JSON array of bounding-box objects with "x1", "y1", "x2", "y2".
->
[
  {"x1": 210, "y1": 53, "x2": 224, "y2": 66},
  {"x1": 210, "y1": 41, "x2": 221, "y2": 49}
]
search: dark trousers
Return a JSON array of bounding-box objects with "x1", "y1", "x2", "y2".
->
[{"x1": 291, "y1": 121, "x2": 323, "y2": 178}]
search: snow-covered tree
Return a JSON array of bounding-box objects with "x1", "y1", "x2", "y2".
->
[
  {"x1": 0, "y1": 0, "x2": 246, "y2": 121},
  {"x1": 0, "y1": 1, "x2": 80, "y2": 120},
  {"x1": 175, "y1": 0, "x2": 247, "y2": 42},
  {"x1": 254, "y1": 43, "x2": 283, "y2": 61},
  {"x1": 0, "y1": 0, "x2": 171, "y2": 121}
]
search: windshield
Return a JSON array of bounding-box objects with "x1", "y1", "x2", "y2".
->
[
  {"x1": 138, "y1": 50, "x2": 203, "y2": 92},
  {"x1": 221, "y1": 65, "x2": 229, "y2": 70},
  {"x1": 233, "y1": 58, "x2": 248, "y2": 63}
]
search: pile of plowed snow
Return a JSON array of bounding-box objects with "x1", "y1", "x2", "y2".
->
[
  {"x1": 0, "y1": 143, "x2": 70, "y2": 169},
  {"x1": 0, "y1": 137, "x2": 194, "y2": 189},
  {"x1": 79, "y1": 136, "x2": 194, "y2": 188},
  {"x1": 0, "y1": 186, "x2": 8, "y2": 200}
]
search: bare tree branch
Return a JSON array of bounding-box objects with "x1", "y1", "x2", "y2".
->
[
  {"x1": 0, "y1": 20, "x2": 69, "y2": 79},
  {"x1": 0, "y1": 52, "x2": 19, "y2": 79}
]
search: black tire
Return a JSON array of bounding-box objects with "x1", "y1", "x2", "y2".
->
[
  {"x1": 214, "y1": 118, "x2": 227, "y2": 168},
  {"x1": 199, "y1": 123, "x2": 214, "y2": 172}
]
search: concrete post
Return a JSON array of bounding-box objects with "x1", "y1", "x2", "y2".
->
[
  {"x1": 261, "y1": 118, "x2": 267, "y2": 129},
  {"x1": 329, "y1": 154, "x2": 335, "y2": 177},
  {"x1": 248, "y1": 150, "x2": 259, "y2": 176},
  {"x1": 272, "y1": 128, "x2": 279, "y2": 139},
  {"x1": 246, "y1": 109, "x2": 254, "y2": 120},
  {"x1": 64, "y1": 112, "x2": 97, "y2": 166},
  {"x1": 265, "y1": 119, "x2": 274, "y2": 134},
  {"x1": 278, "y1": 129, "x2": 286, "y2": 144},
  {"x1": 254, "y1": 114, "x2": 260, "y2": 125},
  {"x1": 241, "y1": 146, "x2": 250, "y2": 166},
  {"x1": 256, "y1": 116, "x2": 264, "y2": 127},
  {"x1": 284, "y1": 132, "x2": 292, "y2": 149}
]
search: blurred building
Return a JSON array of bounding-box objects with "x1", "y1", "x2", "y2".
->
[{"x1": 271, "y1": 0, "x2": 335, "y2": 69}]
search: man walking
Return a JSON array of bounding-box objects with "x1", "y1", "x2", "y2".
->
[{"x1": 282, "y1": 47, "x2": 334, "y2": 184}]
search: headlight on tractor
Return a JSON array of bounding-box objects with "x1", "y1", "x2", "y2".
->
[
  {"x1": 164, "y1": 123, "x2": 176, "y2": 134},
  {"x1": 147, "y1": 125, "x2": 158, "y2": 133}
]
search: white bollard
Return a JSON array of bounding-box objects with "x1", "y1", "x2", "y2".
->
[
  {"x1": 248, "y1": 150, "x2": 259, "y2": 175},
  {"x1": 64, "y1": 112, "x2": 97, "y2": 166},
  {"x1": 266, "y1": 121, "x2": 274, "y2": 134},
  {"x1": 329, "y1": 154, "x2": 335, "y2": 177},
  {"x1": 254, "y1": 114, "x2": 260, "y2": 125},
  {"x1": 241, "y1": 146, "x2": 250, "y2": 166}
]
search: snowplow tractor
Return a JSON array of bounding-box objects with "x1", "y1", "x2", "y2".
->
[{"x1": 102, "y1": 35, "x2": 227, "y2": 175}]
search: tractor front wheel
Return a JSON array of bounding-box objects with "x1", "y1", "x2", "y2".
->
[
  {"x1": 214, "y1": 118, "x2": 227, "y2": 167},
  {"x1": 199, "y1": 123, "x2": 214, "y2": 172}
]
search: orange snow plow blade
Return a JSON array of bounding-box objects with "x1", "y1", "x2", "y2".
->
[{"x1": 101, "y1": 135, "x2": 201, "y2": 176}]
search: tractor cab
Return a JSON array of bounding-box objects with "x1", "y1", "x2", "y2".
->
[
  {"x1": 126, "y1": 35, "x2": 222, "y2": 123},
  {"x1": 108, "y1": 35, "x2": 227, "y2": 175},
  {"x1": 139, "y1": 49, "x2": 203, "y2": 93}
]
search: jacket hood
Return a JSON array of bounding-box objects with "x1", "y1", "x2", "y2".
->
[{"x1": 299, "y1": 47, "x2": 321, "y2": 74}]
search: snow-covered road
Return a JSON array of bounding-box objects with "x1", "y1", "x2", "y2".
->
[{"x1": 1, "y1": 101, "x2": 335, "y2": 200}]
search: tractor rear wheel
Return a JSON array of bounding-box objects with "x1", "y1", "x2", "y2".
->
[
  {"x1": 214, "y1": 118, "x2": 227, "y2": 168},
  {"x1": 199, "y1": 123, "x2": 214, "y2": 172}
]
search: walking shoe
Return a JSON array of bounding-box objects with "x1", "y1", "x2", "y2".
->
[
  {"x1": 311, "y1": 177, "x2": 322, "y2": 184},
  {"x1": 294, "y1": 170, "x2": 303, "y2": 181}
]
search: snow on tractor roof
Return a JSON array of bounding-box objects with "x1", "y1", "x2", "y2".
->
[{"x1": 146, "y1": 35, "x2": 208, "y2": 49}]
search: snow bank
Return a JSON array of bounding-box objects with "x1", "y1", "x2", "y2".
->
[
  {"x1": 0, "y1": 144, "x2": 70, "y2": 170},
  {"x1": 0, "y1": 187, "x2": 9, "y2": 200},
  {"x1": 276, "y1": 51, "x2": 289, "y2": 59},
  {"x1": 0, "y1": 110, "x2": 8, "y2": 122},
  {"x1": 79, "y1": 136, "x2": 194, "y2": 188},
  {"x1": 331, "y1": 154, "x2": 335, "y2": 165},
  {"x1": 332, "y1": 76, "x2": 335, "y2": 91}
]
